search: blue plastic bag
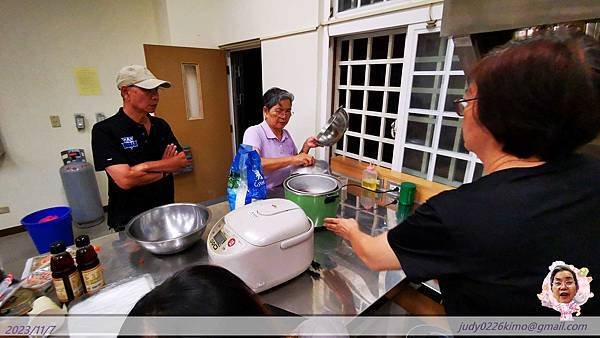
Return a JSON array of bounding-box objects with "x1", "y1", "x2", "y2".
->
[{"x1": 227, "y1": 144, "x2": 267, "y2": 210}]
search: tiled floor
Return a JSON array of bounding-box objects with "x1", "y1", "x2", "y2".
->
[{"x1": 0, "y1": 215, "x2": 112, "y2": 278}]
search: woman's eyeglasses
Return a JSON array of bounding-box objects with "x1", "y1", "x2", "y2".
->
[
  {"x1": 269, "y1": 110, "x2": 294, "y2": 118},
  {"x1": 453, "y1": 97, "x2": 478, "y2": 117}
]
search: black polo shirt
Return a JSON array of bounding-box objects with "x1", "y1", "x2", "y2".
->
[{"x1": 91, "y1": 108, "x2": 182, "y2": 230}]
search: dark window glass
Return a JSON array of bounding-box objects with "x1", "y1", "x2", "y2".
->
[
  {"x1": 433, "y1": 155, "x2": 467, "y2": 187},
  {"x1": 336, "y1": 136, "x2": 345, "y2": 152},
  {"x1": 367, "y1": 91, "x2": 383, "y2": 112},
  {"x1": 369, "y1": 64, "x2": 386, "y2": 86},
  {"x1": 351, "y1": 65, "x2": 366, "y2": 85},
  {"x1": 439, "y1": 117, "x2": 467, "y2": 154},
  {"x1": 405, "y1": 114, "x2": 435, "y2": 147},
  {"x1": 387, "y1": 92, "x2": 399, "y2": 114},
  {"x1": 353, "y1": 38, "x2": 368, "y2": 60},
  {"x1": 348, "y1": 112, "x2": 362, "y2": 132},
  {"x1": 382, "y1": 143, "x2": 394, "y2": 163},
  {"x1": 364, "y1": 139, "x2": 379, "y2": 159},
  {"x1": 402, "y1": 148, "x2": 429, "y2": 178},
  {"x1": 389, "y1": 64, "x2": 403, "y2": 87},
  {"x1": 416, "y1": 33, "x2": 446, "y2": 57},
  {"x1": 339, "y1": 65, "x2": 348, "y2": 85},
  {"x1": 347, "y1": 135, "x2": 360, "y2": 154},
  {"x1": 392, "y1": 34, "x2": 406, "y2": 58},
  {"x1": 473, "y1": 163, "x2": 484, "y2": 181},
  {"x1": 384, "y1": 118, "x2": 396, "y2": 139},
  {"x1": 349, "y1": 90, "x2": 363, "y2": 110},
  {"x1": 340, "y1": 40, "x2": 350, "y2": 61},
  {"x1": 338, "y1": 90, "x2": 347, "y2": 108},
  {"x1": 363, "y1": 0, "x2": 384, "y2": 4},
  {"x1": 338, "y1": 0, "x2": 357, "y2": 12},
  {"x1": 371, "y1": 36, "x2": 389, "y2": 59},
  {"x1": 365, "y1": 115, "x2": 381, "y2": 136}
]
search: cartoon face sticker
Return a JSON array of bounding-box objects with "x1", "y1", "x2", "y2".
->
[{"x1": 538, "y1": 261, "x2": 594, "y2": 321}]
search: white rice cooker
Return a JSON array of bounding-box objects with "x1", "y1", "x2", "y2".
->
[{"x1": 207, "y1": 198, "x2": 314, "y2": 293}]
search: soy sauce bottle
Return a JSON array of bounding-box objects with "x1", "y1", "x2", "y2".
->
[
  {"x1": 75, "y1": 235, "x2": 105, "y2": 294},
  {"x1": 50, "y1": 241, "x2": 83, "y2": 304}
]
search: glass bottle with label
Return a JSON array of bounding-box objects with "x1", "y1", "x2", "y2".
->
[
  {"x1": 50, "y1": 241, "x2": 83, "y2": 304},
  {"x1": 75, "y1": 235, "x2": 104, "y2": 294}
]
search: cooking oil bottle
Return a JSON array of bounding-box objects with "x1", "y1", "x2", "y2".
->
[
  {"x1": 361, "y1": 164, "x2": 378, "y2": 209},
  {"x1": 362, "y1": 164, "x2": 378, "y2": 191}
]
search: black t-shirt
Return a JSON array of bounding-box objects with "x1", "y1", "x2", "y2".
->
[
  {"x1": 387, "y1": 154, "x2": 600, "y2": 315},
  {"x1": 91, "y1": 108, "x2": 182, "y2": 230}
]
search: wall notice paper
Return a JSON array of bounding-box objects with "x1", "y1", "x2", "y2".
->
[{"x1": 74, "y1": 67, "x2": 101, "y2": 96}]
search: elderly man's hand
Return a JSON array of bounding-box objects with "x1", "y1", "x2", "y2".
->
[{"x1": 324, "y1": 217, "x2": 361, "y2": 242}]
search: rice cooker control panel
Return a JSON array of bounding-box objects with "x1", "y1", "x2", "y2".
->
[{"x1": 208, "y1": 221, "x2": 239, "y2": 253}]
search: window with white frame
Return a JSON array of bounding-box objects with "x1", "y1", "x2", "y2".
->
[
  {"x1": 334, "y1": 24, "x2": 484, "y2": 187},
  {"x1": 336, "y1": 0, "x2": 392, "y2": 14}
]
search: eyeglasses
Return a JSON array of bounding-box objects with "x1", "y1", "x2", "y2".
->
[
  {"x1": 453, "y1": 97, "x2": 478, "y2": 117},
  {"x1": 268, "y1": 109, "x2": 294, "y2": 118}
]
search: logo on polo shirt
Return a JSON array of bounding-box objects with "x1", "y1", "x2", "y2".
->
[{"x1": 121, "y1": 136, "x2": 138, "y2": 150}]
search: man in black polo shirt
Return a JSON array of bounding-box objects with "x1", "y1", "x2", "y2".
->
[{"x1": 92, "y1": 65, "x2": 189, "y2": 231}]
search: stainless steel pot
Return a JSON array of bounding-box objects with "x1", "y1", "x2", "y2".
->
[
  {"x1": 290, "y1": 159, "x2": 330, "y2": 176},
  {"x1": 316, "y1": 107, "x2": 349, "y2": 147},
  {"x1": 125, "y1": 203, "x2": 211, "y2": 255}
]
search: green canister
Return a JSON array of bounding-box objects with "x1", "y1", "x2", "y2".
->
[{"x1": 398, "y1": 182, "x2": 416, "y2": 206}]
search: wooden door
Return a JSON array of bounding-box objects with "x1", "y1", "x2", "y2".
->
[{"x1": 144, "y1": 45, "x2": 233, "y2": 203}]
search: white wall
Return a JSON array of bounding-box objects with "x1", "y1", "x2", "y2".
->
[
  {"x1": 0, "y1": 0, "x2": 163, "y2": 229},
  {"x1": 261, "y1": 32, "x2": 321, "y2": 150},
  {"x1": 164, "y1": 0, "x2": 320, "y2": 48}
]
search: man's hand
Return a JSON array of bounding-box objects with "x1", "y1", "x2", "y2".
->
[
  {"x1": 166, "y1": 151, "x2": 189, "y2": 171},
  {"x1": 323, "y1": 217, "x2": 361, "y2": 242},
  {"x1": 162, "y1": 143, "x2": 178, "y2": 159},
  {"x1": 301, "y1": 136, "x2": 319, "y2": 154},
  {"x1": 293, "y1": 153, "x2": 315, "y2": 167}
]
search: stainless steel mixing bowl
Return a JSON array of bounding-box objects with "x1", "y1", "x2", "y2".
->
[
  {"x1": 125, "y1": 203, "x2": 211, "y2": 255},
  {"x1": 315, "y1": 107, "x2": 349, "y2": 147}
]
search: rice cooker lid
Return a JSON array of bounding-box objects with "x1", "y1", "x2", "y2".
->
[
  {"x1": 224, "y1": 199, "x2": 311, "y2": 247},
  {"x1": 284, "y1": 174, "x2": 340, "y2": 196}
]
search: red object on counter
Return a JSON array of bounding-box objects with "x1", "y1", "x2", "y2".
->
[{"x1": 39, "y1": 215, "x2": 59, "y2": 223}]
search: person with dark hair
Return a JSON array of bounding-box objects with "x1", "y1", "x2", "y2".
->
[
  {"x1": 242, "y1": 87, "x2": 319, "y2": 191},
  {"x1": 551, "y1": 266, "x2": 579, "y2": 304},
  {"x1": 324, "y1": 29, "x2": 600, "y2": 315},
  {"x1": 128, "y1": 265, "x2": 270, "y2": 316}
]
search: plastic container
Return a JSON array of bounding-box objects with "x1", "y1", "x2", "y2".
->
[
  {"x1": 21, "y1": 207, "x2": 74, "y2": 254},
  {"x1": 361, "y1": 164, "x2": 378, "y2": 191}
]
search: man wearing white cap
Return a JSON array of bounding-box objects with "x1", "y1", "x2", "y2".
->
[{"x1": 91, "y1": 65, "x2": 189, "y2": 231}]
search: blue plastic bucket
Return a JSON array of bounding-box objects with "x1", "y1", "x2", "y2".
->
[{"x1": 21, "y1": 206, "x2": 74, "y2": 254}]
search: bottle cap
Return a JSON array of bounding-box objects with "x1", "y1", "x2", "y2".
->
[
  {"x1": 75, "y1": 235, "x2": 90, "y2": 248},
  {"x1": 398, "y1": 182, "x2": 416, "y2": 206},
  {"x1": 49, "y1": 241, "x2": 66, "y2": 254}
]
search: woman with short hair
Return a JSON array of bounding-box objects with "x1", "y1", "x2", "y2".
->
[
  {"x1": 324, "y1": 29, "x2": 600, "y2": 315},
  {"x1": 243, "y1": 87, "x2": 319, "y2": 191}
]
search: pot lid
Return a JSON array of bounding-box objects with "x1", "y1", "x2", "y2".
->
[
  {"x1": 224, "y1": 199, "x2": 312, "y2": 247},
  {"x1": 284, "y1": 174, "x2": 339, "y2": 195}
]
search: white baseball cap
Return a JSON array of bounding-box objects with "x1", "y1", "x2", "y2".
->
[{"x1": 116, "y1": 65, "x2": 171, "y2": 90}]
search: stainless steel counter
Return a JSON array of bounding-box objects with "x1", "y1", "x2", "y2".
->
[{"x1": 25, "y1": 185, "x2": 410, "y2": 316}]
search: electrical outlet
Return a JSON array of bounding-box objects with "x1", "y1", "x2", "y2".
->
[
  {"x1": 50, "y1": 115, "x2": 61, "y2": 128},
  {"x1": 0, "y1": 206, "x2": 9, "y2": 214},
  {"x1": 387, "y1": 181, "x2": 400, "y2": 197}
]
